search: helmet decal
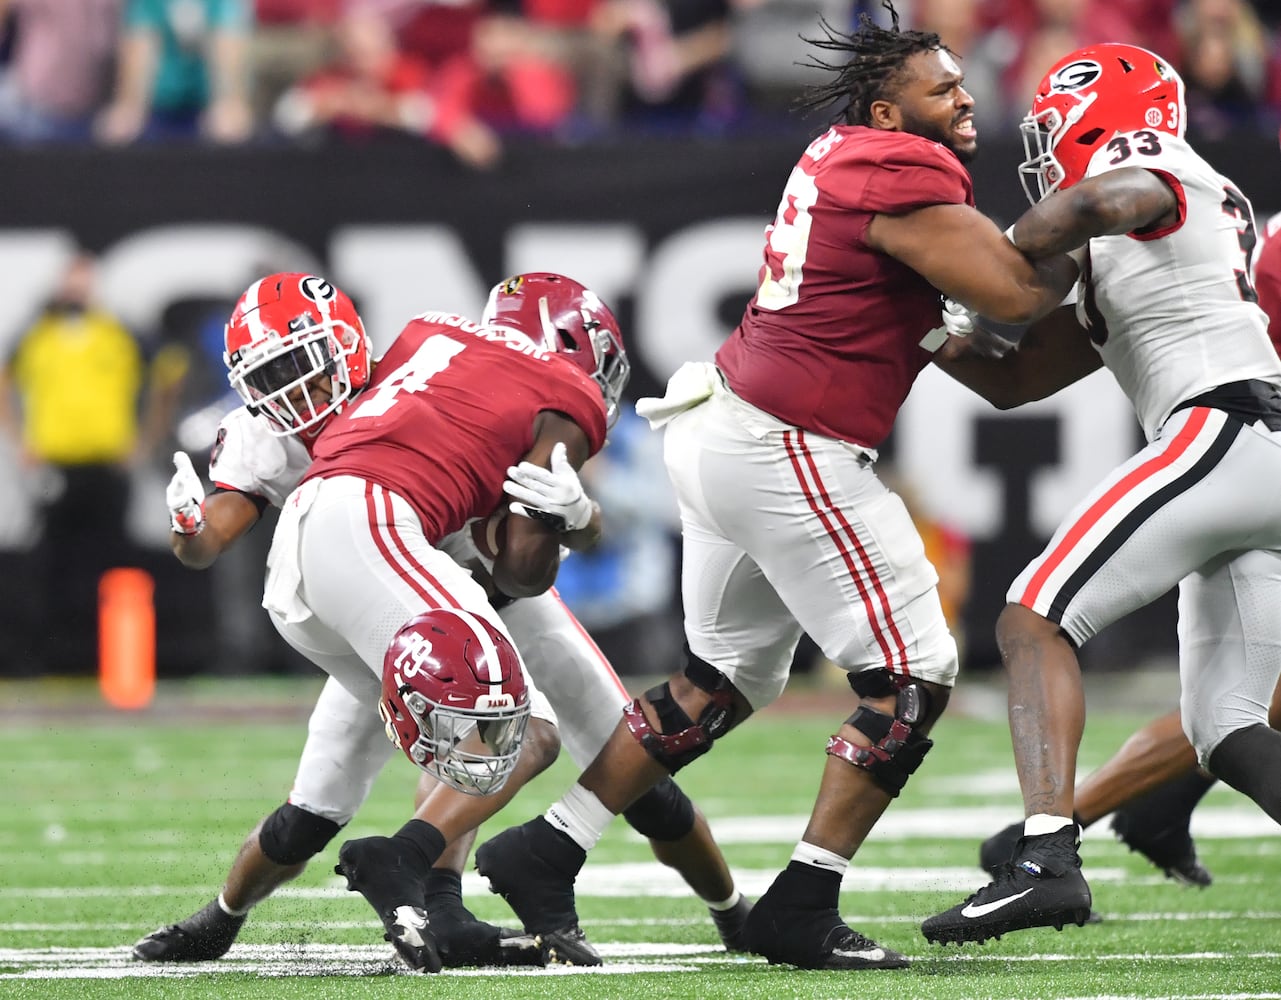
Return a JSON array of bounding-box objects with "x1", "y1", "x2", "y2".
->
[{"x1": 1048, "y1": 60, "x2": 1102, "y2": 93}]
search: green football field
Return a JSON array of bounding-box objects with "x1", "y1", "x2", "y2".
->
[{"x1": 3, "y1": 674, "x2": 1279, "y2": 1000}]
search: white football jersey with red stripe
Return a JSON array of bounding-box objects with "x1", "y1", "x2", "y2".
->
[
  {"x1": 1077, "y1": 131, "x2": 1281, "y2": 441},
  {"x1": 208, "y1": 406, "x2": 311, "y2": 508},
  {"x1": 207, "y1": 403, "x2": 486, "y2": 569}
]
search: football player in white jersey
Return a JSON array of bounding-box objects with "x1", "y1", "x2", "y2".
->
[
  {"x1": 922, "y1": 43, "x2": 1281, "y2": 946},
  {"x1": 131, "y1": 279, "x2": 750, "y2": 970}
]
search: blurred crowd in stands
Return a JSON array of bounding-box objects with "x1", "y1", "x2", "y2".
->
[{"x1": 0, "y1": 0, "x2": 1278, "y2": 166}]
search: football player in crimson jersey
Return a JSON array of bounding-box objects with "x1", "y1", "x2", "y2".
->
[
  {"x1": 135, "y1": 272, "x2": 751, "y2": 972},
  {"x1": 468, "y1": 3, "x2": 1078, "y2": 973},
  {"x1": 921, "y1": 43, "x2": 1281, "y2": 946}
]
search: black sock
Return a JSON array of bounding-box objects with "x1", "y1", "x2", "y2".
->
[
  {"x1": 770, "y1": 860, "x2": 842, "y2": 911},
  {"x1": 423, "y1": 867, "x2": 464, "y2": 900},
  {"x1": 392, "y1": 820, "x2": 447, "y2": 870},
  {"x1": 531, "y1": 816, "x2": 588, "y2": 874},
  {"x1": 1208, "y1": 724, "x2": 1281, "y2": 823}
]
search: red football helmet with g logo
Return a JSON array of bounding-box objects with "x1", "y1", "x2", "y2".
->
[
  {"x1": 379, "y1": 608, "x2": 531, "y2": 796},
  {"x1": 224, "y1": 272, "x2": 371, "y2": 437},
  {"x1": 1019, "y1": 43, "x2": 1187, "y2": 203},
  {"x1": 481, "y1": 272, "x2": 630, "y2": 428}
]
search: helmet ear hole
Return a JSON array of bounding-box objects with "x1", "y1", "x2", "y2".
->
[{"x1": 1076, "y1": 127, "x2": 1105, "y2": 145}]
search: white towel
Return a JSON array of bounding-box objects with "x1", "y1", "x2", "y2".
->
[
  {"x1": 634, "y1": 361, "x2": 719, "y2": 429},
  {"x1": 262, "y1": 477, "x2": 322, "y2": 624}
]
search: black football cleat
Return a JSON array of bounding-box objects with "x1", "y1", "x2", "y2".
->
[
  {"x1": 131, "y1": 898, "x2": 245, "y2": 962},
  {"x1": 743, "y1": 891, "x2": 908, "y2": 969},
  {"x1": 335, "y1": 836, "x2": 442, "y2": 973},
  {"x1": 474, "y1": 817, "x2": 600, "y2": 966},
  {"x1": 922, "y1": 826, "x2": 1092, "y2": 946},
  {"x1": 423, "y1": 888, "x2": 543, "y2": 968},
  {"x1": 979, "y1": 821, "x2": 1023, "y2": 876},
  {"x1": 1111, "y1": 801, "x2": 1212, "y2": 887},
  {"x1": 536, "y1": 925, "x2": 601, "y2": 966},
  {"x1": 709, "y1": 895, "x2": 754, "y2": 952}
]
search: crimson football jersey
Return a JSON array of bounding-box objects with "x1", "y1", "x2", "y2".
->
[
  {"x1": 1255, "y1": 219, "x2": 1281, "y2": 354},
  {"x1": 303, "y1": 311, "x2": 608, "y2": 541},
  {"x1": 716, "y1": 125, "x2": 974, "y2": 448}
]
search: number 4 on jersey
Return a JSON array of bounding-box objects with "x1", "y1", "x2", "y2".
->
[{"x1": 350, "y1": 335, "x2": 466, "y2": 420}]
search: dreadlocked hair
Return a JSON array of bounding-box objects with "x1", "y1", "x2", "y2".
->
[{"x1": 796, "y1": 1, "x2": 947, "y2": 127}]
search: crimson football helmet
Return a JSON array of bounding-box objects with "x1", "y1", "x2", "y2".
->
[
  {"x1": 379, "y1": 608, "x2": 531, "y2": 796},
  {"x1": 224, "y1": 273, "x2": 371, "y2": 437},
  {"x1": 1019, "y1": 43, "x2": 1186, "y2": 203},
  {"x1": 482, "y1": 272, "x2": 630, "y2": 428}
]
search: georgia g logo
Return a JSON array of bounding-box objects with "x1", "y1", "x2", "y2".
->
[
  {"x1": 299, "y1": 275, "x2": 336, "y2": 304},
  {"x1": 1049, "y1": 60, "x2": 1102, "y2": 93}
]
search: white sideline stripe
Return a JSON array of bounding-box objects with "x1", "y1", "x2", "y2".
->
[
  {"x1": 7, "y1": 862, "x2": 1276, "y2": 903},
  {"x1": 698, "y1": 806, "x2": 1281, "y2": 844},
  {"x1": 2, "y1": 943, "x2": 1281, "y2": 981},
  {"x1": 6, "y1": 911, "x2": 1281, "y2": 933},
  {"x1": 0, "y1": 864, "x2": 1127, "y2": 900}
]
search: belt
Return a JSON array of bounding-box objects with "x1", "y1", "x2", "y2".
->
[{"x1": 1173, "y1": 379, "x2": 1281, "y2": 431}]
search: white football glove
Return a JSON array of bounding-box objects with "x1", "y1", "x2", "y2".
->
[
  {"x1": 504, "y1": 442, "x2": 593, "y2": 533},
  {"x1": 941, "y1": 298, "x2": 976, "y2": 338},
  {"x1": 166, "y1": 450, "x2": 206, "y2": 536}
]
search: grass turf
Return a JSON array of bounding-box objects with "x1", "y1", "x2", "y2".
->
[{"x1": 2, "y1": 675, "x2": 1278, "y2": 999}]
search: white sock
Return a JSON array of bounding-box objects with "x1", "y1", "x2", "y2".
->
[
  {"x1": 544, "y1": 783, "x2": 615, "y2": 852},
  {"x1": 790, "y1": 841, "x2": 850, "y2": 877},
  {"x1": 217, "y1": 892, "x2": 249, "y2": 918},
  {"x1": 1024, "y1": 813, "x2": 1075, "y2": 838},
  {"x1": 706, "y1": 889, "x2": 741, "y2": 911}
]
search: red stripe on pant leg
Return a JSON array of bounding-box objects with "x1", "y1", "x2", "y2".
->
[
  {"x1": 379, "y1": 487, "x2": 463, "y2": 610},
  {"x1": 783, "y1": 431, "x2": 897, "y2": 672},
  {"x1": 793, "y1": 431, "x2": 909, "y2": 673},
  {"x1": 1019, "y1": 407, "x2": 1211, "y2": 608},
  {"x1": 550, "y1": 586, "x2": 629, "y2": 700},
  {"x1": 363, "y1": 483, "x2": 459, "y2": 609}
]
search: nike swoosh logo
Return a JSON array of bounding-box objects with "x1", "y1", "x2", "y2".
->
[
  {"x1": 831, "y1": 947, "x2": 886, "y2": 961},
  {"x1": 960, "y1": 888, "x2": 1033, "y2": 918}
]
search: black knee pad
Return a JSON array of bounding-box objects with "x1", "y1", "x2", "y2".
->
[
  {"x1": 622, "y1": 777, "x2": 697, "y2": 842},
  {"x1": 258, "y1": 802, "x2": 342, "y2": 866}
]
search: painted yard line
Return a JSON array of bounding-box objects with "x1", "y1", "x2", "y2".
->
[
  {"x1": 700, "y1": 807, "x2": 1281, "y2": 843},
  {"x1": 2, "y1": 942, "x2": 1280, "y2": 981},
  {"x1": 9, "y1": 862, "x2": 1278, "y2": 903},
  {"x1": 12, "y1": 806, "x2": 1273, "y2": 850},
  {"x1": 5, "y1": 910, "x2": 1281, "y2": 934},
  {"x1": 0, "y1": 864, "x2": 1133, "y2": 900},
  {"x1": 10, "y1": 909, "x2": 1281, "y2": 936}
]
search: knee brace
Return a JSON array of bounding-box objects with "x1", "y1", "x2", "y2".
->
[
  {"x1": 622, "y1": 648, "x2": 738, "y2": 774},
  {"x1": 827, "y1": 672, "x2": 934, "y2": 797},
  {"x1": 622, "y1": 777, "x2": 697, "y2": 842},
  {"x1": 258, "y1": 802, "x2": 342, "y2": 866}
]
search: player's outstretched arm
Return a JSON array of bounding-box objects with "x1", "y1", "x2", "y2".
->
[
  {"x1": 170, "y1": 489, "x2": 262, "y2": 570},
  {"x1": 867, "y1": 202, "x2": 1078, "y2": 325},
  {"x1": 1010, "y1": 167, "x2": 1180, "y2": 258},
  {"x1": 934, "y1": 305, "x2": 1103, "y2": 409}
]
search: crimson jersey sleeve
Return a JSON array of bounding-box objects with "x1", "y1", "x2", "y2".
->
[
  {"x1": 1255, "y1": 232, "x2": 1281, "y2": 354},
  {"x1": 825, "y1": 131, "x2": 974, "y2": 219}
]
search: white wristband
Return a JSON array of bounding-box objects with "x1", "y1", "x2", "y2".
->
[{"x1": 1003, "y1": 224, "x2": 1018, "y2": 246}]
